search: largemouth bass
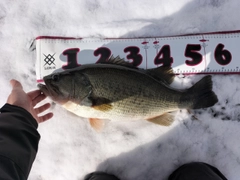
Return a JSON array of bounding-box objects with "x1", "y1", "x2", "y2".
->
[{"x1": 38, "y1": 56, "x2": 218, "y2": 131}]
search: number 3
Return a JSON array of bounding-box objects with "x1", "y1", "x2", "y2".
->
[{"x1": 124, "y1": 46, "x2": 143, "y2": 67}]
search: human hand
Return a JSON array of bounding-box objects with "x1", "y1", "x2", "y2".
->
[{"x1": 7, "y1": 79, "x2": 53, "y2": 123}]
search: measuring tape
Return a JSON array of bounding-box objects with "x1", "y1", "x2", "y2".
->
[{"x1": 35, "y1": 30, "x2": 240, "y2": 82}]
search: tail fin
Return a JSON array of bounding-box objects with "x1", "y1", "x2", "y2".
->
[{"x1": 180, "y1": 75, "x2": 218, "y2": 109}]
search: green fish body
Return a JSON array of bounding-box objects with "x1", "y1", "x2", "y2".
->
[{"x1": 38, "y1": 56, "x2": 218, "y2": 130}]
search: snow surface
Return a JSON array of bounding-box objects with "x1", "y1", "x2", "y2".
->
[{"x1": 1, "y1": 0, "x2": 240, "y2": 179}]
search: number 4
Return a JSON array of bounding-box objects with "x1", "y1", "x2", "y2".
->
[{"x1": 154, "y1": 45, "x2": 173, "y2": 66}]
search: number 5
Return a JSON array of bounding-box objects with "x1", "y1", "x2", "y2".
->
[{"x1": 185, "y1": 44, "x2": 202, "y2": 66}]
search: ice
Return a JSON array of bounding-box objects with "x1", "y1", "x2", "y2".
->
[{"x1": 0, "y1": 0, "x2": 240, "y2": 179}]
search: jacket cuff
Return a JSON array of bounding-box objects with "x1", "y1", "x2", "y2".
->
[{"x1": 0, "y1": 103, "x2": 38, "y2": 128}]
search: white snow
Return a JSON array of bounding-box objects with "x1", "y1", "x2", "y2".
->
[{"x1": 0, "y1": 0, "x2": 240, "y2": 179}]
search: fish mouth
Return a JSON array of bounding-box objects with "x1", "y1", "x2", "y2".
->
[
  {"x1": 37, "y1": 83, "x2": 59, "y2": 100},
  {"x1": 38, "y1": 83, "x2": 50, "y2": 96},
  {"x1": 38, "y1": 83, "x2": 68, "y2": 104}
]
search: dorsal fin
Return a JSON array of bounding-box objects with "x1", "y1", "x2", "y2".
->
[
  {"x1": 98, "y1": 55, "x2": 138, "y2": 69},
  {"x1": 98, "y1": 55, "x2": 174, "y2": 84},
  {"x1": 146, "y1": 66, "x2": 175, "y2": 84}
]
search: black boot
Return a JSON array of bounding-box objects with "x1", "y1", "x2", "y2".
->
[
  {"x1": 84, "y1": 171, "x2": 120, "y2": 180},
  {"x1": 168, "y1": 162, "x2": 227, "y2": 180}
]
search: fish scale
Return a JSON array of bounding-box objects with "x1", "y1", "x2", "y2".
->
[{"x1": 84, "y1": 68, "x2": 179, "y2": 114}]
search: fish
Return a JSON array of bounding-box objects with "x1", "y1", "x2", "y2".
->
[{"x1": 38, "y1": 56, "x2": 218, "y2": 131}]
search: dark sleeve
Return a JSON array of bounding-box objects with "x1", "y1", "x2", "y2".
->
[{"x1": 0, "y1": 103, "x2": 40, "y2": 180}]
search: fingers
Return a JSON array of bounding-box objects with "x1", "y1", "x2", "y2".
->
[
  {"x1": 10, "y1": 80, "x2": 47, "y2": 105},
  {"x1": 8, "y1": 80, "x2": 54, "y2": 124},
  {"x1": 27, "y1": 90, "x2": 45, "y2": 100},
  {"x1": 34, "y1": 103, "x2": 53, "y2": 123},
  {"x1": 10, "y1": 79, "x2": 23, "y2": 90},
  {"x1": 34, "y1": 103, "x2": 51, "y2": 114},
  {"x1": 32, "y1": 93, "x2": 47, "y2": 107},
  {"x1": 30, "y1": 90, "x2": 53, "y2": 123},
  {"x1": 37, "y1": 113, "x2": 54, "y2": 123}
]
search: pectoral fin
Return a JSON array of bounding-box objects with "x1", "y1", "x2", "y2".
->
[
  {"x1": 80, "y1": 97, "x2": 93, "y2": 106},
  {"x1": 89, "y1": 118, "x2": 105, "y2": 132},
  {"x1": 92, "y1": 103, "x2": 113, "y2": 111},
  {"x1": 81, "y1": 95, "x2": 113, "y2": 112},
  {"x1": 90, "y1": 96, "x2": 113, "y2": 112},
  {"x1": 146, "y1": 113, "x2": 174, "y2": 126}
]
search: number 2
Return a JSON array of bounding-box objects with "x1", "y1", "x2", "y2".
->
[{"x1": 94, "y1": 47, "x2": 111, "y2": 63}]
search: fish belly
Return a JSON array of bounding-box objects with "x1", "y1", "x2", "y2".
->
[{"x1": 62, "y1": 97, "x2": 179, "y2": 121}]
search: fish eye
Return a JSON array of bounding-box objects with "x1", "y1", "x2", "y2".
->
[{"x1": 52, "y1": 74, "x2": 60, "y2": 82}]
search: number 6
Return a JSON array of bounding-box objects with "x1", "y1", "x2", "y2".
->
[{"x1": 214, "y1": 43, "x2": 232, "y2": 65}]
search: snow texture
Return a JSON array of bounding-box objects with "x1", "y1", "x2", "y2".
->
[{"x1": 0, "y1": 0, "x2": 240, "y2": 179}]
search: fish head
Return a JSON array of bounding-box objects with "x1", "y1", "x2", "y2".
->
[{"x1": 38, "y1": 71, "x2": 92, "y2": 104}]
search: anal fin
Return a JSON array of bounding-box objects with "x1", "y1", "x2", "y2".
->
[
  {"x1": 89, "y1": 118, "x2": 105, "y2": 132},
  {"x1": 146, "y1": 113, "x2": 174, "y2": 126}
]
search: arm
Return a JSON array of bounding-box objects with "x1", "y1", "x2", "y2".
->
[
  {"x1": 0, "y1": 104, "x2": 40, "y2": 179},
  {"x1": 0, "y1": 80, "x2": 53, "y2": 180}
]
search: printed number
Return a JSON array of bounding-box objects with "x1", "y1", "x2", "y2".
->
[
  {"x1": 60, "y1": 42, "x2": 233, "y2": 70},
  {"x1": 154, "y1": 45, "x2": 173, "y2": 66},
  {"x1": 94, "y1": 47, "x2": 111, "y2": 63},
  {"x1": 214, "y1": 43, "x2": 232, "y2": 65},
  {"x1": 185, "y1": 44, "x2": 202, "y2": 66},
  {"x1": 62, "y1": 48, "x2": 81, "y2": 69},
  {"x1": 124, "y1": 46, "x2": 143, "y2": 67}
]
